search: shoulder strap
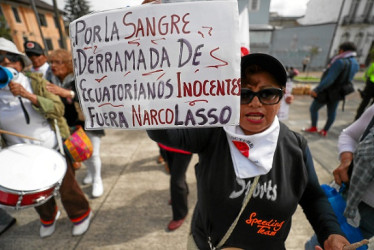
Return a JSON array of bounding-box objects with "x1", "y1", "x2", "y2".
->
[
  {"x1": 215, "y1": 176, "x2": 260, "y2": 249},
  {"x1": 342, "y1": 58, "x2": 352, "y2": 83},
  {"x1": 340, "y1": 59, "x2": 352, "y2": 112}
]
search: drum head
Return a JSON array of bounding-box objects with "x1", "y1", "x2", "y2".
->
[{"x1": 0, "y1": 144, "x2": 67, "y2": 191}]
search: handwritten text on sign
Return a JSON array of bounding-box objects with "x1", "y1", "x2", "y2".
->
[{"x1": 69, "y1": 0, "x2": 240, "y2": 129}]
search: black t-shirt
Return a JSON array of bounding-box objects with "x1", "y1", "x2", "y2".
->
[
  {"x1": 57, "y1": 79, "x2": 104, "y2": 136},
  {"x1": 147, "y1": 123, "x2": 344, "y2": 249}
]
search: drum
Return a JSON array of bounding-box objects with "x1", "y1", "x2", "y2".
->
[{"x1": 0, "y1": 144, "x2": 67, "y2": 209}]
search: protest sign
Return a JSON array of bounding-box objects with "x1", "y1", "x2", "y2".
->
[{"x1": 69, "y1": 0, "x2": 240, "y2": 129}]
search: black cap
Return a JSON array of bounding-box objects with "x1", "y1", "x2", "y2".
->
[
  {"x1": 241, "y1": 53, "x2": 287, "y2": 87},
  {"x1": 24, "y1": 41, "x2": 44, "y2": 55}
]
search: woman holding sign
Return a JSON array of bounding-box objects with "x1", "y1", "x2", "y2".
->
[{"x1": 147, "y1": 53, "x2": 349, "y2": 249}]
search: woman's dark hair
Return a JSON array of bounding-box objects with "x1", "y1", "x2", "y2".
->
[{"x1": 339, "y1": 42, "x2": 357, "y2": 52}]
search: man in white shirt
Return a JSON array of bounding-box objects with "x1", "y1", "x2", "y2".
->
[{"x1": 23, "y1": 41, "x2": 52, "y2": 81}]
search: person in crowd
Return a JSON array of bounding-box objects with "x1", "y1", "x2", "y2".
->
[
  {"x1": 157, "y1": 143, "x2": 192, "y2": 231},
  {"x1": 277, "y1": 79, "x2": 294, "y2": 121},
  {"x1": 303, "y1": 42, "x2": 359, "y2": 137},
  {"x1": 287, "y1": 66, "x2": 299, "y2": 81},
  {"x1": 302, "y1": 56, "x2": 310, "y2": 72},
  {"x1": 305, "y1": 104, "x2": 374, "y2": 249},
  {"x1": 0, "y1": 37, "x2": 92, "y2": 237},
  {"x1": 333, "y1": 104, "x2": 374, "y2": 239},
  {"x1": 147, "y1": 53, "x2": 349, "y2": 249},
  {"x1": 45, "y1": 49, "x2": 105, "y2": 198},
  {"x1": 354, "y1": 61, "x2": 374, "y2": 120},
  {"x1": 23, "y1": 41, "x2": 52, "y2": 81}
]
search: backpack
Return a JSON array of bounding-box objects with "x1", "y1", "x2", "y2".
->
[{"x1": 315, "y1": 59, "x2": 355, "y2": 111}]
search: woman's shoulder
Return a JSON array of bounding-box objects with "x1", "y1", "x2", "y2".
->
[{"x1": 279, "y1": 122, "x2": 307, "y2": 149}]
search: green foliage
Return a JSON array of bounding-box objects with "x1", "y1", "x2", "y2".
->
[
  {"x1": 309, "y1": 46, "x2": 320, "y2": 57},
  {"x1": 0, "y1": 15, "x2": 12, "y2": 40},
  {"x1": 295, "y1": 76, "x2": 320, "y2": 82},
  {"x1": 63, "y1": 0, "x2": 91, "y2": 22}
]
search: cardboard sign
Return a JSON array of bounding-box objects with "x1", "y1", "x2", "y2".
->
[{"x1": 69, "y1": 0, "x2": 240, "y2": 129}]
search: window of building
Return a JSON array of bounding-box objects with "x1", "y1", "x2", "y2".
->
[
  {"x1": 341, "y1": 32, "x2": 350, "y2": 43},
  {"x1": 348, "y1": 0, "x2": 360, "y2": 21},
  {"x1": 45, "y1": 39, "x2": 53, "y2": 51},
  {"x1": 38, "y1": 14, "x2": 47, "y2": 26},
  {"x1": 249, "y1": 0, "x2": 259, "y2": 11},
  {"x1": 11, "y1": 7, "x2": 21, "y2": 23},
  {"x1": 354, "y1": 32, "x2": 364, "y2": 49},
  {"x1": 0, "y1": 6, "x2": 8, "y2": 29},
  {"x1": 363, "y1": 0, "x2": 374, "y2": 20}
]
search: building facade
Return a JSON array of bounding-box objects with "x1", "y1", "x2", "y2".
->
[
  {"x1": 332, "y1": 0, "x2": 374, "y2": 67},
  {"x1": 239, "y1": 0, "x2": 273, "y2": 53},
  {"x1": 271, "y1": 23, "x2": 336, "y2": 70},
  {"x1": 0, "y1": 0, "x2": 68, "y2": 53},
  {"x1": 268, "y1": 0, "x2": 374, "y2": 70}
]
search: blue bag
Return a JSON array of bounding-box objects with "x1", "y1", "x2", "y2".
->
[{"x1": 321, "y1": 184, "x2": 367, "y2": 250}]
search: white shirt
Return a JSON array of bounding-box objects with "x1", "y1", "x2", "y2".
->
[
  {"x1": 0, "y1": 72, "x2": 57, "y2": 149},
  {"x1": 338, "y1": 104, "x2": 374, "y2": 154},
  {"x1": 31, "y1": 62, "x2": 50, "y2": 78}
]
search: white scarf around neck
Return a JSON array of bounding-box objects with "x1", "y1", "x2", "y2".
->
[{"x1": 223, "y1": 116, "x2": 280, "y2": 179}]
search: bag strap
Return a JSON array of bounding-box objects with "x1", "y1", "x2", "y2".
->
[
  {"x1": 215, "y1": 175, "x2": 260, "y2": 249},
  {"x1": 340, "y1": 59, "x2": 352, "y2": 112},
  {"x1": 341, "y1": 59, "x2": 351, "y2": 84}
]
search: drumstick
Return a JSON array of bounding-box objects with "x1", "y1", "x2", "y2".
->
[
  {"x1": 343, "y1": 239, "x2": 369, "y2": 250},
  {"x1": 0, "y1": 129, "x2": 41, "y2": 141}
]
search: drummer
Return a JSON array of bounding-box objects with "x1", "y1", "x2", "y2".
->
[{"x1": 0, "y1": 37, "x2": 92, "y2": 238}]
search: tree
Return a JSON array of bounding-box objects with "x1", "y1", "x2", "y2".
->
[
  {"x1": 0, "y1": 16, "x2": 12, "y2": 40},
  {"x1": 305, "y1": 46, "x2": 321, "y2": 78},
  {"x1": 64, "y1": 0, "x2": 91, "y2": 22}
]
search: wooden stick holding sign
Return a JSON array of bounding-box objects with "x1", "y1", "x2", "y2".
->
[{"x1": 0, "y1": 129, "x2": 41, "y2": 141}]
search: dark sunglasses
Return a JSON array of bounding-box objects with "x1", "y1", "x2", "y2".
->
[
  {"x1": 240, "y1": 88, "x2": 284, "y2": 105},
  {"x1": 26, "y1": 52, "x2": 42, "y2": 57},
  {"x1": 0, "y1": 53, "x2": 22, "y2": 63}
]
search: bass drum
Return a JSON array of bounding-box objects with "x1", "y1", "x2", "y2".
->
[{"x1": 0, "y1": 144, "x2": 67, "y2": 209}]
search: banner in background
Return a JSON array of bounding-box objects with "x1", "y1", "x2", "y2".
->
[{"x1": 69, "y1": 0, "x2": 240, "y2": 130}]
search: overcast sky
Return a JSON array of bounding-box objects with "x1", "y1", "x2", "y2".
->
[{"x1": 43, "y1": 0, "x2": 309, "y2": 16}]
